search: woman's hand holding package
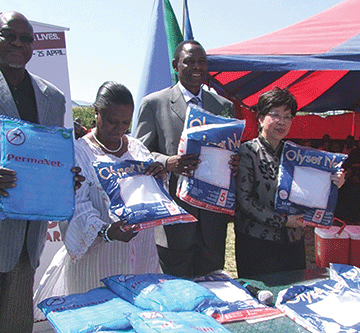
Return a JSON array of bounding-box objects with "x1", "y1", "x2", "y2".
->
[
  {"x1": 144, "y1": 161, "x2": 167, "y2": 180},
  {"x1": 285, "y1": 214, "x2": 305, "y2": 228},
  {"x1": 229, "y1": 153, "x2": 240, "y2": 176},
  {"x1": 330, "y1": 169, "x2": 346, "y2": 189},
  {"x1": 106, "y1": 221, "x2": 138, "y2": 243}
]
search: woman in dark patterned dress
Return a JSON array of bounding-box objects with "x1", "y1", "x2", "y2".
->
[{"x1": 234, "y1": 87, "x2": 344, "y2": 278}]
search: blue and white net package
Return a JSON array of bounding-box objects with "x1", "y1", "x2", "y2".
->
[
  {"x1": 0, "y1": 115, "x2": 75, "y2": 221},
  {"x1": 193, "y1": 271, "x2": 282, "y2": 324},
  {"x1": 275, "y1": 141, "x2": 347, "y2": 227},
  {"x1": 101, "y1": 273, "x2": 224, "y2": 313},
  {"x1": 277, "y1": 264, "x2": 360, "y2": 333},
  {"x1": 177, "y1": 106, "x2": 245, "y2": 215},
  {"x1": 183, "y1": 105, "x2": 238, "y2": 129},
  {"x1": 37, "y1": 287, "x2": 139, "y2": 332},
  {"x1": 93, "y1": 160, "x2": 196, "y2": 231},
  {"x1": 129, "y1": 311, "x2": 232, "y2": 333}
]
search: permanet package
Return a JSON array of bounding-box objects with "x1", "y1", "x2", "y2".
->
[
  {"x1": 0, "y1": 115, "x2": 75, "y2": 221},
  {"x1": 129, "y1": 311, "x2": 232, "y2": 333},
  {"x1": 275, "y1": 141, "x2": 347, "y2": 227},
  {"x1": 37, "y1": 287, "x2": 139, "y2": 332},
  {"x1": 101, "y1": 273, "x2": 224, "y2": 313},
  {"x1": 92, "y1": 160, "x2": 196, "y2": 231},
  {"x1": 177, "y1": 106, "x2": 245, "y2": 215}
]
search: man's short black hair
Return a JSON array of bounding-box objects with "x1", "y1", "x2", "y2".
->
[{"x1": 172, "y1": 40, "x2": 205, "y2": 67}]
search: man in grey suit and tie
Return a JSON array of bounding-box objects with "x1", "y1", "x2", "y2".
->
[
  {"x1": 0, "y1": 11, "x2": 83, "y2": 332},
  {"x1": 135, "y1": 40, "x2": 238, "y2": 278}
]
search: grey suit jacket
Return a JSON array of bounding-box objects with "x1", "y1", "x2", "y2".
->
[
  {"x1": 135, "y1": 83, "x2": 234, "y2": 250},
  {"x1": 0, "y1": 70, "x2": 66, "y2": 272}
]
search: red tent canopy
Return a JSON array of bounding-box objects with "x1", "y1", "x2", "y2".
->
[
  {"x1": 206, "y1": 0, "x2": 360, "y2": 140},
  {"x1": 233, "y1": 101, "x2": 360, "y2": 141},
  {"x1": 208, "y1": 0, "x2": 360, "y2": 56}
]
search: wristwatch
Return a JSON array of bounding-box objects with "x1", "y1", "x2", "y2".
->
[{"x1": 98, "y1": 224, "x2": 114, "y2": 242}]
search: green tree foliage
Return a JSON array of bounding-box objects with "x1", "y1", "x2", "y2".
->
[{"x1": 72, "y1": 106, "x2": 95, "y2": 129}]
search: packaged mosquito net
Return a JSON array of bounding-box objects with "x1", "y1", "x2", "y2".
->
[
  {"x1": 183, "y1": 105, "x2": 238, "y2": 129},
  {"x1": 92, "y1": 159, "x2": 196, "y2": 231},
  {"x1": 330, "y1": 263, "x2": 360, "y2": 290},
  {"x1": 37, "y1": 287, "x2": 139, "y2": 333},
  {"x1": 193, "y1": 271, "x2": 282, "y2": 324},
  {"x1": 101, "y1": 273, "x2": 224, "y2": 312},
  {"x1": 177, "y1": 105, "x2": 245, "y2": 215},
  {"x1": 275, "y1": 141, "x2": 347, "y2": 227},
  {"x1": 276, "y1": 264, "x2": 360, "y2": 333},
  {"x1": 0, "y1": 115, "x2": 75, "y2": 221},
  {"x1": 128, "y1": 311, "x2": 232, "y2": 333}
]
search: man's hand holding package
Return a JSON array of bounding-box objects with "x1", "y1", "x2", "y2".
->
[
  {"x1": 166, "y1": 154, "x2": 200, "y2": 177},
  {"x1": 0, "y1": 167, "x2": 17, "y2": 197}
]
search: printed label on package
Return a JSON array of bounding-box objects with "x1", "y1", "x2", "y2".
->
[
  {"x1": 93, "y1": 160, "x2": 196, "y2": 231},
  {"x1": 0, "y1": 115, "x2": 75, "y2": 221},
  {"x1": 177, "y1": 106, "x2": 245, "y2": 215},
  {"x1": 277, "y1": 264, "x2": 360, "y2": 333},
  {"x1": 275, "y1": 141, "x2": 347, "y2": 227}
]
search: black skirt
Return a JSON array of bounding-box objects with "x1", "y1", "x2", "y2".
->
[{"x1": 235, "y1": 231, "x2": 306, "y2": 278}]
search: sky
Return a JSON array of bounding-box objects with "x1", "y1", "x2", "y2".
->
[{"x1": 2, "y1": 0, "x2": 345, "y2": 104}]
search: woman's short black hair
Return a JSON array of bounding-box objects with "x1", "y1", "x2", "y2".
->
[
  {"x1": 256, "y1": 87, "x2": 298, "y2": 118},
  {"x1": 94, "y1": 81, "x2": 134, "y2": 112}
]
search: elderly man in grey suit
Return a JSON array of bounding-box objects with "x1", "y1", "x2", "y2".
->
[
  {"x1": 135, "y1": 40, "x2": 238, "y2": 278},
  {"x1": 0, "y1": 11, "x2": 83, "y2": 332}
]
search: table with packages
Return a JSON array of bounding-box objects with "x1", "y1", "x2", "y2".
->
[
  {"x1": 224, "y1": 267, "x2": 329, "y2": 333},
  {"x1": 37, "y1": 267, "x2": 331, "y2": 333}
]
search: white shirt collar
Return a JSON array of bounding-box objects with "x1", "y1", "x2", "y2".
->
[{"x1": 178, "y1": 81, "x2": 203, "y2": 105}]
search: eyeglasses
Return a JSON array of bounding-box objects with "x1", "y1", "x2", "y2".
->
[
  {"x1": 0, "y1": 29, "x2": 34, "y2": 44},
  {"x1": 267, "y1": 111, "x2": 293, "y2": 122}
]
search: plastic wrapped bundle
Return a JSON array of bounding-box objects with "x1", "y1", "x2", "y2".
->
[
  {"x1": 37, "y1": 287, "x2": 139, "y2": 332},
  {"x1": 92, "y1": 159, "x2": 196, "y2": 231},
  {"x1": 177, "y1": 106, "x2": 245, "y2": 215},
  {"x1": 129, "y1": 311, "x2": 232, "y2": 333},
  {"x1": 193, "y1": 271, "x2": 282, "y2": 324},
  {"x1": 0, "y1": 115, "x2": 74, "y2": 221},
  {"x1": 277, "y1": 264, "x2": 360, "y2": 333},
  {"x1": 275, "y1": 141, "x2": 347, "y2": 227},
  {"x1": 101, "y1": 273, "x2": 224, "y2": 312}
]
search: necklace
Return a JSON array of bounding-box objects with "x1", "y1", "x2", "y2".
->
[{"x1": 92, "y1": 130, "x2": 123, "y2": 153}]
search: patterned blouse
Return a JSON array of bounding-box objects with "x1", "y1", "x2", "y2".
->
[{"x1": 235, "y1": 135, "x2": 303, "y2": 243}]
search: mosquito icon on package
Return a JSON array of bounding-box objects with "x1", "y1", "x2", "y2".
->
[
  {"x1": 275, "y1": 141, "x2": 347, "y2": 227},
  {"x1": 177, "y1": 105, "x2": 245, "y2": 216},
  {"x1": 93, "y1": 159, "x2": 197, "y2": 231}
]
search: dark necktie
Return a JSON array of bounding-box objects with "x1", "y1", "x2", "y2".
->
[{"x1": 190, "y1": 97, "x2": 200, "y2": 105}]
